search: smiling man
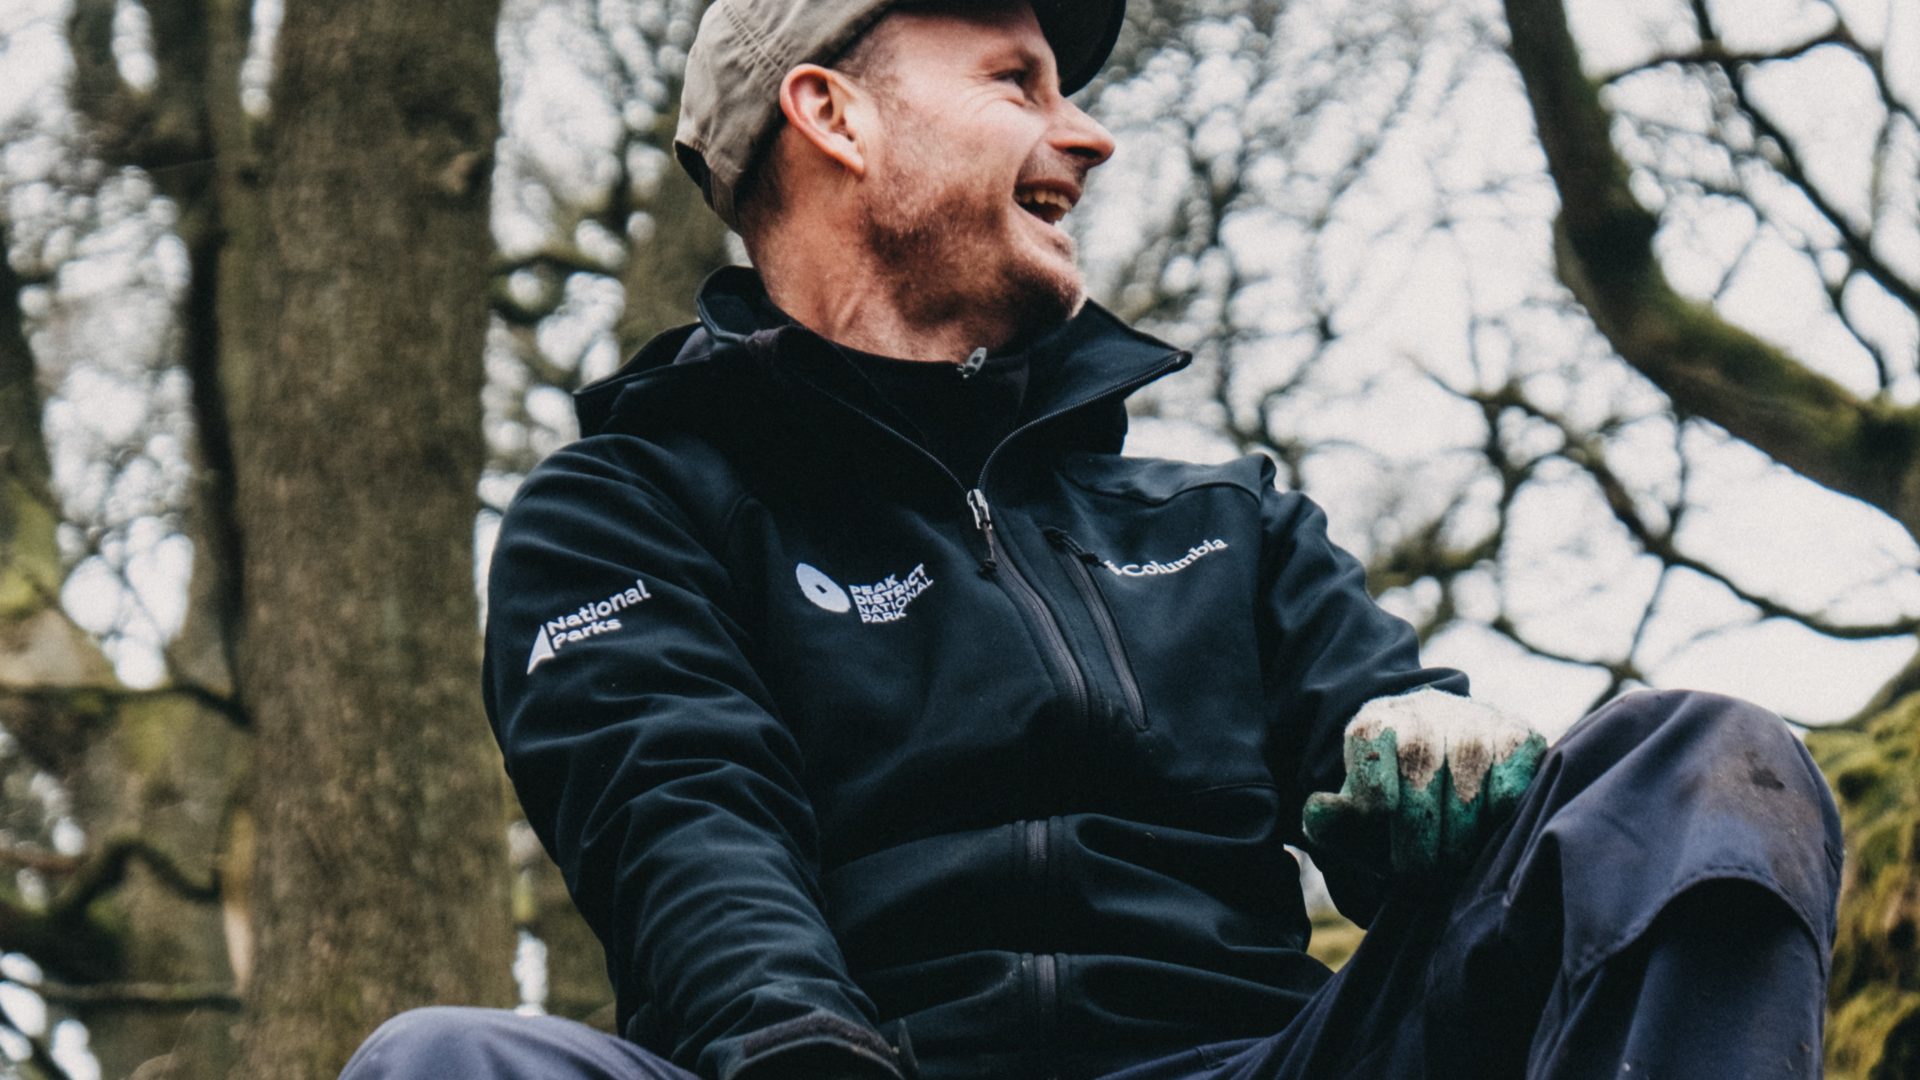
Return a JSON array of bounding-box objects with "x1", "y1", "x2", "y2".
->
[
  {"x1": 725, "y1": 0, "x2": 1110, "y2": 362},
  {"x1": 341, "y1": 1, "x2": 1843, "y2": 1078}
]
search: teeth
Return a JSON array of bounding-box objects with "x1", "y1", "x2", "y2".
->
[{"x1": 1015, "y1": 188, "x2": 1074, "y2": 223}]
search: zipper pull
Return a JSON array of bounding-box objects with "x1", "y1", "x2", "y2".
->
[
  {"x1": 958, "y1": 347, "x2": 987, "y2": 379},
  {"x1": 966, "y1": 490, "x2": 998, "y2": 575},
  {"x1": 967, "y1": 489, "x2": 993, "y2": 533}
]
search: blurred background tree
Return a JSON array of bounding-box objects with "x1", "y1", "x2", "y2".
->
[
  {"x1": 0, "y1": 0, "x2": 1912, "y2": 1075},
  {"x1": 2, "y1": 0, "x2": 513, "y2": 1076}
]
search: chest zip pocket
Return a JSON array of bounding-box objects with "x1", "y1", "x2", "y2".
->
[{"x1": 1044, "y1": 529, "x2": 1149, "y2": 732}]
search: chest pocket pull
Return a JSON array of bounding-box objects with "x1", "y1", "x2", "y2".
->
[{"x1": 1043, "y1": 529, "x2": 1149, "y2": 732}]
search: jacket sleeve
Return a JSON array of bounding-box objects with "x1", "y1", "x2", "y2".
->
[
  {"x1": 483, "y1": 437, "x2": 900, "y2": 1080},
  {"x1": 1256, "y1": 482, "x2": 1469, "y2": 923}
]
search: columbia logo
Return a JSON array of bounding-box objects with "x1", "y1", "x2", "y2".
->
[
  {"x1": 527, "y1": 578, "x2": 653, "y2": 673},
  {"x1": 1100, "y1": 539, "x2": 1228, "y2": 578}
]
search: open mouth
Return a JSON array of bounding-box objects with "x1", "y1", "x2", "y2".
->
[{"x1": 1014, "y1": 185, "x2": 1075, "y2": 226}]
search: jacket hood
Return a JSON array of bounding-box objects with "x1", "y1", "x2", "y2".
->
[{"x1": 573, "y1": 266, "x2": 1189, "y2": 447}]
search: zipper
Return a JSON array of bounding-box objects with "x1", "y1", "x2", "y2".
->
[
  {"x1": 773, "y1": 332, "x2": 1186, "y2": 514},
  {"x1": 1033, "y1": 952, "x2": 1059, "y2": 1080},
  {"x1": 780, "y1": 337, "x2": 1186, "y2": 743},
  {"x1": 1024, "y1": 817, "x2": 1049, "y2": 886},
  {"x1": 969, "y1": 490, "x2": 1090, "y2": 728},
  {"x1": 768, "y1": 359, "x2": 1095, "y2": 729},
  {"x1": 786, "y1": 358, "x2": 970, "y2": 491},
  {"x1": 1044, "y1": 529, "x2": 1149, "y2": 732},
  {"x1": 952, "y1": 351, "x2": 1186, "y2": 740},
  {"x1": 773, "y1": 339, "x2": 1179, "y2": 1080}
]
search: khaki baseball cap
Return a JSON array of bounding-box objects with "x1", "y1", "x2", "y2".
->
[{"x1": 675, "y1": 0, "x2": 1127, "y2": 229}]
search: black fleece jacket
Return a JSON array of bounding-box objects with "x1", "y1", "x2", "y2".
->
[{"x1": 482, "y1": 268, "x2": 1467, "y2": 1080}]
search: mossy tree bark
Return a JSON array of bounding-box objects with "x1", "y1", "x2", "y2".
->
[
  {"x1": 15, "y1": 0, "x2": 518, "y2": 1074},
  {"x1": 40, "y1": 4, "x2": 260, "y2": 1073},
  {"x1": 222, "y1": 0, "x2": 515, "y2": 1075},
  {"x1": 4, "y1": 209, "x2": 245, "y2": 1080}
]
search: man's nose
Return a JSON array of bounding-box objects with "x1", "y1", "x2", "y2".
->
[{"x1": 1052, "y1": 100, "x2": 1115, "y2": 170}]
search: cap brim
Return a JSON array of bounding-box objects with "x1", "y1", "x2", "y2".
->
[{"x1": 1031, "y1": 0, "x2": 1126, "y2": 94}]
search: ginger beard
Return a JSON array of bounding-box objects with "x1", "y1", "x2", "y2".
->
[{"x1": 857, "y1": 94, "x2": 1086, "y2": 347}]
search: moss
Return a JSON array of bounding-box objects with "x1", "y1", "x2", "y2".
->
[
  {"x1": 114, "y1": 692, "x2": 218, "y2": 780},
  {"x1": 1852, "y1": 821, "x2": 1907, "y2": 879},
  {"x1": 1826, "y1": 986, "x2": 1920, "y2": 1080},
  {"x1": 0, "y1": 476, "x2": 63, "y2": 619},
  {"x1": 1808, "y1": 694, "x2": 1920, "y2": 1078}
]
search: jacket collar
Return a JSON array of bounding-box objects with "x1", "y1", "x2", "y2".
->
[{"x1": 574, "y1": 266, "x2": 1189, "y2": 444}]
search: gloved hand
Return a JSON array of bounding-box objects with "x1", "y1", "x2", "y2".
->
[{"x1": 1302, "y1": 688, "x2": 1546, "y2": 880}]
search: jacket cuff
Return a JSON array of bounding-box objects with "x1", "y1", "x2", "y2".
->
[{"x1": 725, "y1": 1011, "x2": 904, "y2": 1080}]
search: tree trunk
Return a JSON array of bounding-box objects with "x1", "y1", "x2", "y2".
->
[
  {"x1": 29, "y1": 4, "x2": 260, "y2": 1074},
  {"x1": 226, "y1": 0, "x2": 514, "y2": 1074}
]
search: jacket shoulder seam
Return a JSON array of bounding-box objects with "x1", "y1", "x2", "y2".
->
[{"x1": 1062, "y1": 471, "x2": 1263, "y2": 508}]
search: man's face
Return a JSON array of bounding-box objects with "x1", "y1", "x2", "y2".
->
[{"x1": 853, "y1": 3, "x2": 1116, "y2": 342}]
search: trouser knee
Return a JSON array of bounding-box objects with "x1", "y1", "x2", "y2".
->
[
  {"x1": 1543, "y1": 689, "x2": 1843, "y2": 938},
  {"x1": 342, "y1": 1006, "x2": 520, "y2": 1078},
  {"x1": 1561, "y1": 690, "x2": 1830, "y2": 804}
]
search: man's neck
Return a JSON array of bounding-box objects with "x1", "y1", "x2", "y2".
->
[{"x1": 755, "y1": 241, "x2": 1016, "y2": 364}]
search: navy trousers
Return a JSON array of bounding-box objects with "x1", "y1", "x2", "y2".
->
[{"x1": 343, "y1": 691, "x2": 1843, "y2": 1079}]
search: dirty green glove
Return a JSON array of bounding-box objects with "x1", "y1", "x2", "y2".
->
[{"x1": 1302, "y1": 688, "x2": 1546, "y2": 881}]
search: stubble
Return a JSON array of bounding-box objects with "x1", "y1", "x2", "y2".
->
[{"x1": 859, "y1": 117, "x2": 1083, "y2": 347}]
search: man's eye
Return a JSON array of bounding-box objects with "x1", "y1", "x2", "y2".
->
[{"x1": 994, "y1": 69, "x2": 1027, "y2": 85}]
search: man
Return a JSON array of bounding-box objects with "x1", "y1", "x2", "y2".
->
[{"x1": 343, "y1": 0, "x2": 1842, "y2": 1077}]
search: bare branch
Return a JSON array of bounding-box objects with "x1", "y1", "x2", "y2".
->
[
  {"x1": 1709, "y1": 54, "x2": 1920, "y2": 316},
  {"x1": 16, "y1": 1032, "x2": 78, "y2": 1080},
  {"x1": 0, "y1": 844, "x2": 83, "y2": 875},
  {"x1": 0, "y1": 897, "x2": 119, "y2": 982},
  {"x1": 490, "y1": 252, "x2": 618, "y2": 328},
  {"x1": 1806, "y1": 0, "x2": 1920, "y2": 129},
  {"x1": 495, "y1": 251, "x2": 621, "y2": 280},
  {"x1": 1598, "y1": 29, "x2": 1847, "y2": 85},
  {"x1": 1491, "y1": 387, "x2": 1920, "y2": 640},
  {"x1": 48, "y1": 834, "x2": 221, "y2": 920},
  {"x1": 1502, "y1": 0, "x2": 1920, "y2": 538},
  {"x1": 36, "y1": 978, "x2": 241, "y2": 1012},
  {"x1": 0, "y1": 681, "x2": 247, "y2": 728}
]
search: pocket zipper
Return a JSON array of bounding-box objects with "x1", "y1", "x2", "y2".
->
[{"x1": 1044, "y1": 529, "x2": 1149, "y2": 732}]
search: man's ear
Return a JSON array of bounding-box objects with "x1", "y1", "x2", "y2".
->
[{"x1": 778, "y1": 64, "x2": 871, "y2": 177}]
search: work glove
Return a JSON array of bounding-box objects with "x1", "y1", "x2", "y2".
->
[{"x1": 1302, "y1": 688, "x2": 1546, "y2": 881}]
